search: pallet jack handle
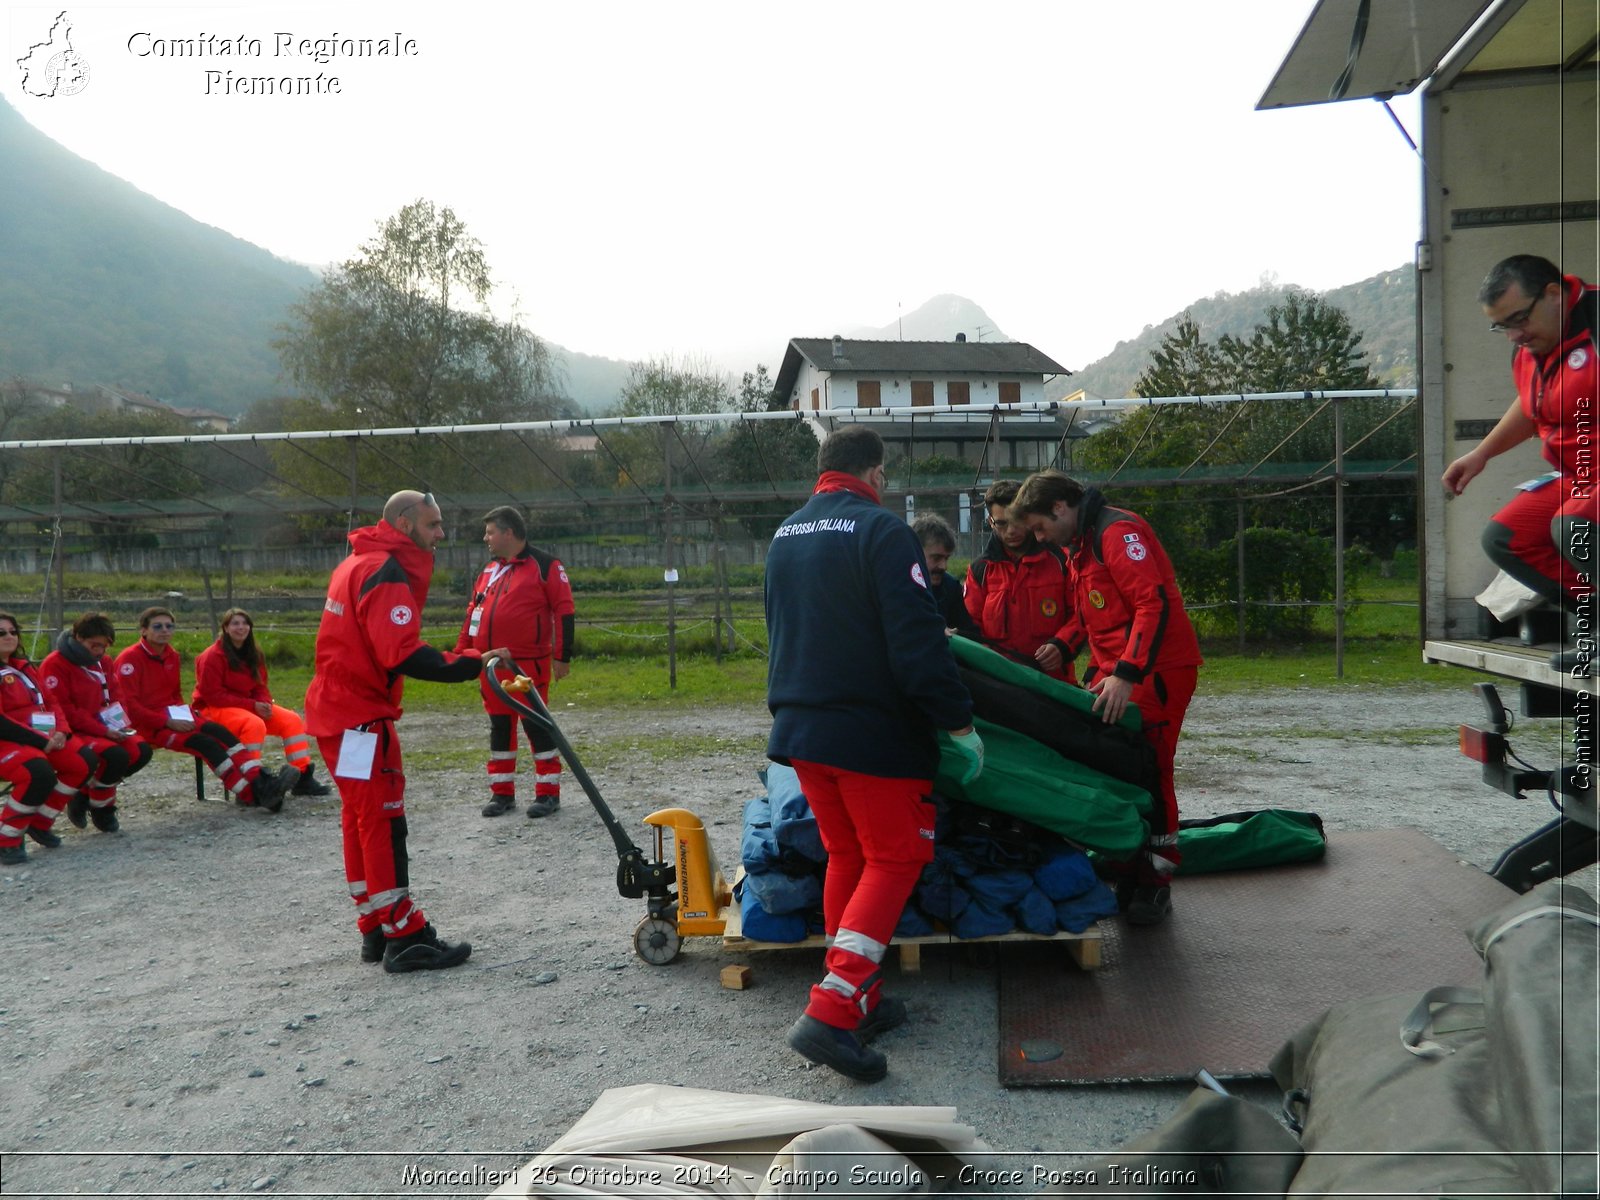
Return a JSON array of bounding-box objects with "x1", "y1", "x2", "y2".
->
[{"x1": 484, "y1": 656, "x2": 664, "y2": 899}]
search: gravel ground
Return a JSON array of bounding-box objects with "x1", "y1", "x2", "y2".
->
[{"x1": 1, "y1": 680, "x2": 1592, "y2": 1198}]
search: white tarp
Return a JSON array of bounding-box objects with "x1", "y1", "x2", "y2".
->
[{"x1": 488, "y1": 1084, "x2": 990, "y2": 1198}]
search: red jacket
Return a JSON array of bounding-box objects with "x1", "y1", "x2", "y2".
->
[
  {"x1": 964, "y1": 534, "x2": 1080, "y2": 682},
  {"x1": 0, "y1": 654, "x2": 72, "y2": 749},
  {"x1": 191, "y1": 641, "x2": 271, "y2": 713},
  {"x1": 1516, "y1": 275, "x2": 1599, "y2": 477},
  {"x1": 454, "y1": 546, "x2": 574, "y2": 673},
  {"x1": 304, "y1": 520, "x2": 482, "y2": 737},
  {"x1": 40, "y1": 635, "x2": 130, "y2": 739},
  {"x1": 1063, "y1": 490, "x2": 1202, "y2": 684},
  {"x1": 113, "y1": 639, "x2": 188, "y2": 737}
]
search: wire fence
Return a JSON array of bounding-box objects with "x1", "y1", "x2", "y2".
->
[{"x1": 0, "y1": 392, "x2": 1420, "y2": 677}]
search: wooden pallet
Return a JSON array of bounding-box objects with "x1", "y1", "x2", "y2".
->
[{"x1": 720, "y1": 889, "x2": 1103, "y2": 972}]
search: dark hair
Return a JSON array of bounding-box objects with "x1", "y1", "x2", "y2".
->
[
  {"x1": 1479, "y1": 255, "x2": 1563, "y2": 306},
  {"x1": 138, "y1": 606, "x2": 175, "y2": 629},
  {"x1": 817, "y1": 425, "x2": 884, "y2": 476},
  {"x1": 480, "y1": 505, "x2": 527, "y2": 542},
  {"x1": 912, "y1": 513, "x2": 956, "y2": 553},
  {"x1": 1011, "y1": 471, "x2": 1085, "y2": 516},
  {"x1": 0, "y1": 610, "x2": 21, "y2": 652},
  {"x1": 984, "y1": 479, "x2": 1021, "y2": 510},
  {"x1": 218, "y1": 607, "x2": 264, "y2": 677},
  {"x1": 72, "y1": 612, "x2": 116, "y2": 643}
]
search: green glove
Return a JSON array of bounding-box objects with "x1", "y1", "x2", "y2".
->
[{"x1": 939, "y1": 727, "x2": 985, "y2": 785}]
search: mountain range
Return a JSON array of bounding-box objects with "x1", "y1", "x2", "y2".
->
[{"x1": 0, "y1": 95, "x2": 1415, "y2": 418}]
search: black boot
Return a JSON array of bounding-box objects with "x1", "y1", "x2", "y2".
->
[
  {"x1": 786, "y1": 1015, "x2": 887, "y2": 1082},
  {"x1": 382, "y1": 923, "x2": 472, "y2": 974},
  {"x1": 89, "y1": 804, "x2": 120, "y2": 833},
  {"x1": 27, "y1": 826, "x2": 62, "y2": 849},
  {"x1": 66, "y1": 791, "x2": 89, "y2": 829},
  {"x1": 360, "y1": 928, "x2": 386, "y2": 965},
  {"x1": 292, "y1": 764, "x2": 333, "y2": 796}
]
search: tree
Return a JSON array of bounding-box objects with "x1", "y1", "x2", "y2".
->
[
  {"x1": 711, "y1": 364, "x2": 820, "y2": 490},
  {"x1": 274, "y1": 199, "x2": 560, "y2": 429},
  {"x1": 1079, "y1": 290, "x2": 1415, "y2": 633}
]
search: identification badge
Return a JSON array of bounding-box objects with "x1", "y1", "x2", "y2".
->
[
  {"x1": 167, "y1": 704, "x2": 194, "y2": 722},
  {"x1": 334, "y1": 728, "x2": 378, "y2": 780},
  {"x1": 30, "y1": 710, "x2": 56, "y2": 734},
  {"x1": 99, "y1": 702, "x2": 129, "y2": 731},
  {"x1": 1516, "y1": 471, "x2": 1561, "y2": 492},
  {"x1": 468, "y1": 605, "x2": 484, "y2": 637}
]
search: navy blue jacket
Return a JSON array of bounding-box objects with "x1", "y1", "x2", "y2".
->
[{"x1": 765, "y1": 487, "x2": 973, "y2": 779}]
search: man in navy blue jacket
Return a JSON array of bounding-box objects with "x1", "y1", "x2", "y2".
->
[{"x1": 766, "y1": 425, "x2": 984, "y2": 1082}]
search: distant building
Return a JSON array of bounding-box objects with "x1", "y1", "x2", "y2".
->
[
  {"x1": 771, "y1": 334, "x2": 1077, "y2": 471},
  {"x1": 0, "y1": 380, "x2": 235, "y2": 431}
]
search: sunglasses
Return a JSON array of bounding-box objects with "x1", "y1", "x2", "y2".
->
[
  {"x1": 399, "y1": 491, "x2": 438, "y2": 520},
  {"x1": 0, "y1": 627, "x2": 18, "y2": 636}
]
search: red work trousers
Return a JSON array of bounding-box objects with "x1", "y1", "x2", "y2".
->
[
  {"x1": 1488, "y1": 477, "x2": 1599, "y2": 607},
  {"x1": 790, "y1": 759, "x2": 935, "y2": 1031},
  {"x1": 318, "y1": 723, "x2": 426, "y2": 940},
  {"x1": 1128, "y1": 665, "x2": 1197, "y2": 884}
]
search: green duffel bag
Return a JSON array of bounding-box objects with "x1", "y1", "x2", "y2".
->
[{"x1": 1174, "y1": 809, "x2": 1326, "y2": 876}]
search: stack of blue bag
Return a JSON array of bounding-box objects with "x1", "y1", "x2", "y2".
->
[{"x1": 737, "y1": 763, "x2": 1117, "y2": 943}]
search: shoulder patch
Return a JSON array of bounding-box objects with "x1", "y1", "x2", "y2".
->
[
  {"x1": 44, "y1": 675, "x2": 58, "y2": 689},
  {"x1": 1570, "y1": 346, "x2": 1589, "y2": 370},
  {"x1": 911, "y1": 563, "x2": 927, "y2": 589},
  {"x1": 119, "y1": 662, "x2": 134, "y2": 675},
  {"x1": 1126, "y1": 542, "x2": 1148, "y2": 562},
  {"x1": 389, "y1": 604, "x2": 414, "y2": 626}
]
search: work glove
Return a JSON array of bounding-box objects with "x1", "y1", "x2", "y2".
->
[{"x1": 940, "y1": 727, "x2": 985, "y2": 785}]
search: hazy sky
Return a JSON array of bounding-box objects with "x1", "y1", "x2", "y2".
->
[{"x1": 4, "y1": 1, "x2": 1425, "y2": 374}]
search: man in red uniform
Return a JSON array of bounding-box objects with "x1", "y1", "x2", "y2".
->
[
  {"x1": 40, "y1": 613, "x2": 152, "y2": 833},
  {"x1": 1442, "y1": 255, "x2": 1599, "y2": 671},
  {"x1": 305, "y1": 491, "x2": 509, "y2": 973},
  {"x1": 963, "y1": 478, "x2": 1079, "y2": 682},
  {"x1": 457, "y1": 505, "x2": 575, "y2": 820},
  {"x1": 113, "y1": 607, "x2": 297, "y2": 812},
  {"x1": 1013, "y1": 472, "x2": 1202, "y2": 926}
]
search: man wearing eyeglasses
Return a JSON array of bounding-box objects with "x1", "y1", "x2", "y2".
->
[
  {"x1": 1442, "y1": 255, "x2": 1600, "y2": 668},
  {"x1": 305, "y1": 490, "x2": 510, "y2": 974},
  {"x1": 113, "y1": 608, "x2": 298, "y2": 812}
]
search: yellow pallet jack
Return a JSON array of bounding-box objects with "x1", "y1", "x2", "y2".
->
[{"x1": 489, "y1": 661, "x2": 731, "y2": 964}]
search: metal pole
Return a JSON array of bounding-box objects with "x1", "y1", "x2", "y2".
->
[
  {"x1": 1334, "y1": 397, "x2": 1346, "y2": 680},
  {"x1": 51, "y1": 452, "x2": 65, "y2": 634},
  {"x1": 663, "y1": 428, "x2": 677, "y2": 690},
  {"x1": 224, "y1": 512, "x2": 235, "y2": 608},
  {"x1": 711, "y1": 517, "x2": 725, "y2": 664},
  {"x1": 347, "y1": 437, "x2": 360, "y2": 532},
  {"x1": 1236, "y1": 495, "x2": 1246, "y2": 650}
]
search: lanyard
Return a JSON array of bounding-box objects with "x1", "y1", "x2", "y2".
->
[{"x1": 0, "y1": 665, "x2": 45, "y2": 707}]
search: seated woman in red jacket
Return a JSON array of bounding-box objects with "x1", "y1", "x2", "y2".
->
[
  {"x1": 39, "y1": 612, "x2": 153, "y2": 833},
  {"x1": 0, "y1": 612, "x2": 101, "y2": 862},
  {"x1": 192, "y1": 608, "x2": 330, "y2": 797}
]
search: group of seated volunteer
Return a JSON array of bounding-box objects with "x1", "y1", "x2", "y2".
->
[{"x1": 0, "y1": 606, "x2": 327, "y2": 865}]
